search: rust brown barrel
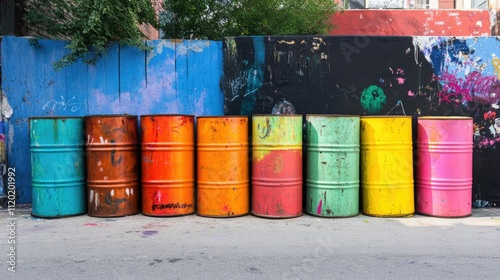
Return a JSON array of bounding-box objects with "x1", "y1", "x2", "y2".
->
[{"x1": 85, "y1": 115, "x2": 140, "y2": 217}]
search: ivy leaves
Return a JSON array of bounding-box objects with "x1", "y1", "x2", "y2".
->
[{"x1": 25, "y1": 0, "x2": 157, "y2": 70}]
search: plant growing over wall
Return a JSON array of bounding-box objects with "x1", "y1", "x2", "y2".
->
[
  {"x1": 160, "y1": 0, "x2": 341, "y2": 40},
  {"x1": 24, "y1": 0, "x2": 158, "y2": 69}
]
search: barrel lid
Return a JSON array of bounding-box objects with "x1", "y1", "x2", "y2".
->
[
  {"x1": 360, "y1": 115, "x2": 411, "y2": 118},
  {"x1": 252, "y1": 114, "x2": 302, "y2": 117},
  {"x1": 196, "y1": 115, "x2": 248, "y2": 119},
  {"x1": 418, "y1": 116, "x2": 472, "y2": 120},
  {"x1": 29, "y1": 116, "x2": 84, "y2": 120},
  {"x1": 306, "y1": 114, "x2": 359, "y2": 117},
  {"x1": 85, "y1": 114, "x2": 138, "y2": 118},
  {"x1": 140, "y1": 114, "x2": 194, "y2": 117}
]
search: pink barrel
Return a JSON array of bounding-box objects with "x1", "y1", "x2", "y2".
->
[{"x1": 416, "y1": 117, "x2": 473, "y2": 217}]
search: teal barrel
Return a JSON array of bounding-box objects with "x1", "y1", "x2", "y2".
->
[
  {"x1": 30, "y1": 117, "x2": 87, "y2": 218},
  {"x1": 305, "y1": 115, "x2": 360, "y2": 217}
]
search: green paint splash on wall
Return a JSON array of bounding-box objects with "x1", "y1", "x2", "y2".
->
[{"x1": 360, "y1": 85, "x2": 386, "y2": 113}]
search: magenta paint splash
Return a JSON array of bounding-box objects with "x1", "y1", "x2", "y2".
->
[{"x1": 316, "y1": 199, "x2": 323, "y2": 215}]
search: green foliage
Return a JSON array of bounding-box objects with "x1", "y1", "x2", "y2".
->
[
  {"x1": 160, "y1": 0, "x2": 341, "y2": 40},
  {"x1": 25, "y1": 0, "x2": 158, "y2": 70}
]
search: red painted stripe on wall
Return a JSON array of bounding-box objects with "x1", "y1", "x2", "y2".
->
[{"x1": 330, "y1": 9, "x2": 491, "y2": 36}]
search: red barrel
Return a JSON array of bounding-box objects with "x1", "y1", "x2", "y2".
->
[
  {"x1": 252, "y1": 115, "x2": 303, "y2": 218},
  {"x1": 86, "y1": 115, "x2": 140, "y2": 217},
  {"x1": 141, "y1": 115, "x2": 195, "y2": 216}
]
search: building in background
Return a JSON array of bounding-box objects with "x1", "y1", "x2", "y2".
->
[{"x1": 343, "y1": 0, "x2": 492, "y2": 9}]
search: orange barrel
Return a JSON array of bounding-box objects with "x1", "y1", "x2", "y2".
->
[
  {"x1": 252, "y1": 115, "x2": 303, "y2": 218},
  {"x1": 141, "y1": 115, "x2": 195, "y2": 216},
  {"x1": 85, "y1": 115, "x2": 140, "y2": 217},
  {"x1": 196, "y1": 116, "x2": 249, "y2": 217}
]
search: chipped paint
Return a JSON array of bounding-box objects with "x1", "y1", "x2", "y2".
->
[
  {"x1": 278, "y1": 39, "x2": 296, "y2": 45},
  {"x1": 1, "y1": 90, "x2": 13, "y2": 119},
  {"x1": 146, "y1": 40, "x2": 176, "y2": 64},
  {"x1": 311, "y1": 37, "x2": 324, "y2": 52}
]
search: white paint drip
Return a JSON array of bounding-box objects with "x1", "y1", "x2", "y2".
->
[
  {"x1": 131, "y1": 188, "x2": 134, "y2": 196},
  {"x1": 95, "y1": 193, "x2": 99, "y2": 211},
  {"x1": 126, "y1": 188, "x2": 130, "y2": 196},
  {"x1": 99, "y1": 136, "x2": 104, "y2": 143},
  {"x1": 89, "y1": 190, "x2": 94, "y2": 203},
  {"x1": 97, "y1": 161, "x2": 102, "y2": 166},
  {"x1": 110, "y1": 189, "x2": 114, "y2": 196},
  {"x1": 8, "y1": 123, "x2": 14, "y2": 158},
  {"x1": 99, "y1": 167, "x2": 104, "y2": 172}
]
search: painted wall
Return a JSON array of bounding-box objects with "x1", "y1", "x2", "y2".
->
[
  {"x1": 366, "y1": 0, "x2": 405, "y2": 8},
  {"x1": 223, "y1": 36, "x2": 500, "y2": 206},
  {"x1": 1, "y1": 36, "x2": 224, "y2": 203},
  {"x1": 330, "y1": 10, "x2": 492, "y2": 36}
]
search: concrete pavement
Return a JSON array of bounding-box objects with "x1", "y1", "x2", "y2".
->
[{"x1": 1, "y1": 206, "x2": 499, "y2": 279}]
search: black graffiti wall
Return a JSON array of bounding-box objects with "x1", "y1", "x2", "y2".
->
[{"x1": 223, "y1": 36, "x2": 500, "y2": 206}]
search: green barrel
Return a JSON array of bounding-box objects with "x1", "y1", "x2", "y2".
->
[
  {"x1": 30, "y1": 117, "x2": 87, "y2": 218},
  {"x1": 305, "y1": 115, "x2": 360, "y2": 217}
]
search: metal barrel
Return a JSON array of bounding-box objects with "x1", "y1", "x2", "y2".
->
[
  {"x1": 252, "y1": 115, "x2": 303, "y2": 218},
  {"x1": 30, "y1": 117, "x2": 87, "y2": 218},
  {"x1": 197, "y1": 116, "x2": 249, "y2": 217},
  {"x1": 85, "y1": 115, "x2": 140, "y2": 217},
  {"x1": 360, "y1": 116, "x2": 414, "y2": 217},
  {"x1": 305, "y1": 115, "x2": 360, "y2": 217},
  {"x1": 140, "y1": 115, "x2": 195, "y2": 216},
  {"x1": 416, "y1": 117, "x2": 473, "y2": 217}
]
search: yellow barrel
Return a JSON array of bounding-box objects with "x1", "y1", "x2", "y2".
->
[
  {"x1": 360, "y1": 116, "x2": 414, "y2": 217},
  {"x1": 196, "y1": 116, "x2": 249, "y2": 217}
]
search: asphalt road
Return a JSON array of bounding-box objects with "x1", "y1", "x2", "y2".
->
[{"x1": 1, "y1": 207, "x2": 499, "y2": 279}]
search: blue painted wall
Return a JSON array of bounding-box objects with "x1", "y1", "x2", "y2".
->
[{"x1": 1, "y1": 36, "x2": 224, "y2": 203}]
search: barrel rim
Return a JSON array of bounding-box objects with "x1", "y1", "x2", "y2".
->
[
  {"x1": 85, "y1": 114, "x2": 138, "y2": 118},
  {"x1": 417, "y1": 116, "x2": 473, "y2": 120},
  {"x1": 252, "y1": 114, "x2": 303, "y2": 117},
  {"x1": 140, "y1": 114, "x2": 195, "y2": 118},
  {"x1": 305, "y1": 114, "x2": 360, "y2": 118},
  {"x1": 29, "y1": 116, "x2": 85, "y2": 120},
  {"x1": 360, "y1": 115, "x2": 411, "y2": 119},
  {"x1": 196, "y1": 115, "x2": 248, "y2": 119}
]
